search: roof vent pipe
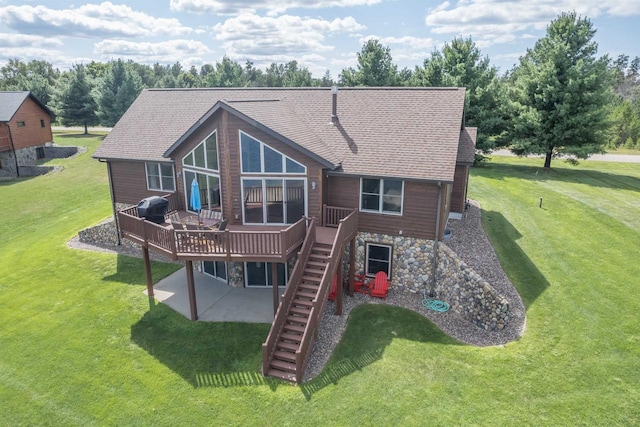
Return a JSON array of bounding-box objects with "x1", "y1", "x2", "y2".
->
[{"x1": 331, "y1": 86, "x2": 338, "y2": 124}]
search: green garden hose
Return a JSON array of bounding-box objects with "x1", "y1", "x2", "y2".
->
[{"x1": 421, "y1": 289, "x2": 450, "y2": 312}]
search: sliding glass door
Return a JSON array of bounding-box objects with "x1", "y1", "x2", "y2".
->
[{"x1": 242, "y1": 178, "x2": 306, "y2": 225}]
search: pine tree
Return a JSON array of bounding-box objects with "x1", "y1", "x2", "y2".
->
[
  {"x1": 59, "y1": 64, "x2": 98, "y2": 134},
  {"x1": 507, "y1": 12, "x2": 611, "y2": 168},
  {"x1": 95, "y1": 59, "x2": 144, "y2": 127}
]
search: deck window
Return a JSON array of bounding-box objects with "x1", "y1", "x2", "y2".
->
[
  {"x1": 145, "y1": 162, "x2": 175, "y2": 192},
  {"x1": 365, "y1": 243, "x2": 393, "y2": 277},
  {"x1": 240, "y1": 131, "x2": 306, "y2": 174},
  {"x1": 360, "y1": 178, "x2": 403, "y2": 215}
]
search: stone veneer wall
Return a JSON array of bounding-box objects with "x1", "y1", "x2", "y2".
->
[{"x1": 342, "y1": 232, "x2": 510, "y2": 331}]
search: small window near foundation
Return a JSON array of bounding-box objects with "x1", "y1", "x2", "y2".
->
[
  {"x1": 36, "y1": 147, "x2": 45, "y2": 159},
  {"x1": 40, "y1": 119, "x2": 45, "y2": 128},
  {"x1": 365, "y1": 242, "x2": 393, "y2": 278},
  {"x1": 17, "y1": 121, "x2": 25, "y2": 127},
  {"x1": 0, "y1": 158, "x2": 3, "y2": 169}
]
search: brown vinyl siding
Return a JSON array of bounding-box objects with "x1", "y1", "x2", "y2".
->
[
  {"x1": 109, "y1": 160, "x2": 176, "y2": 206},
  {"x1": 450, "y1": 165, "x2": 469, "y2": 214},
  {"x1": 8, "y1": 97, "x2": 52, "y2": 150},
  {"x1": 327, "y1": 175, "x2": 440, "y2": 239}
]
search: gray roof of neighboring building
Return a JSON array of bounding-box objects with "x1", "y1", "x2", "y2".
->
[
  {"x1": 94, "y1": 87, "x2": 472, "y2": 182},
  {"x1": 0, "y1": 91, "x2": 52, "y2": 122}
]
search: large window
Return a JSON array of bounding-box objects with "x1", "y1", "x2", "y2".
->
[
  {"x1": 360, "y1": 178, "x2": 403, "y2": 215},
  {"x1": 184, "y1": 170, "x2": 221, "y2": 212},
  {"x1": 183, "y1": 131, "x2": 218, "y2": 171},
  {"x1": 365, "y1": 243, "x2": 393, "y2": 277},
  {"x1": 203, "y1": 261, "x2": 227, "y2": 282},
  {"x1": 242, "y1": 178, "x2": 306, "y2": 224},
  {"x1": 145, "y1": 162, "x2": 175, "y2": 191},
  {"x1": 240, "y1": 131, "x2": 306, "y2": 174}
]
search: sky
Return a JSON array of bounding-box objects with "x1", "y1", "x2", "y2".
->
[{"x1": 1, "y1": 0, "x2": 639, "y2": 79}]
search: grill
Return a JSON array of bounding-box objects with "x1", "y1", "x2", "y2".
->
[{"x1": 137, "y1": 196, "x2": 169, "y2": 224}]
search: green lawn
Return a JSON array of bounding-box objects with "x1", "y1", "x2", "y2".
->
[{"x1": 0, "y1": 135, "x2": 638, "y2": 425}]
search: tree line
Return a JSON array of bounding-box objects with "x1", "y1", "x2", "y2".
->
[{"x1": 1, "y1": 12, "x2": 638, "y2": 167}]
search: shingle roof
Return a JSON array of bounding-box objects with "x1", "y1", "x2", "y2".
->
[
  {"x1": 457, "y1": 127, "x2": 477, "y2": 164},
  {"x1": 0, "y1": 91, "x2": 29, "y2": 121},
  {"x1": 94, "y1": 87, "x2": 467, "y2": 182},
  {"x1": 0, "y1": 91, "x2": 52, "y2": 122}
]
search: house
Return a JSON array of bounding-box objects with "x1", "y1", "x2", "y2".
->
[
  {"x1": 93, "y1": 87, "x2": 476, "y2": 382},
  {"x1": 0, "y1": 91, "x2": 53, "y2": 177}
]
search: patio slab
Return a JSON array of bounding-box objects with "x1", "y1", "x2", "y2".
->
[{"x1": 144, "y1": 267, "x2": 275, "y2": 323}]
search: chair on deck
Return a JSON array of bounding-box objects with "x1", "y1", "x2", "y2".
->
[
  {"x1": 214, "y1": 219, "x2": 228, "y2": 245},
  {"x1": 167, "y1": 211, "x2": 181, "y2": 224},
  {"x1": 354, "y1": 273, "x2": 370, "y2": 295},
  {"x1": 369, "y1": 271, "x2": 390, "y2": 299}
]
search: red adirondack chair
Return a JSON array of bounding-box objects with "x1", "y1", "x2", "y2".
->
[
  {"x1": 369, "y1": 271, "x2": 390, "y2": 299},
  {"x1": 354, "y1": 273, "x2": 369, "y2": 294},
  {"x1": 328, "y1": 274, "x2": 338, "y2": 301}
]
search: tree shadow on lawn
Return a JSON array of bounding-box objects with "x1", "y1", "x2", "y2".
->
[
  {"x1": 478, "y1": 162, "x2": 640, "y2": 192},
  {"x1": 482, "y1": 210, "x2": 550, "y2": 308}
]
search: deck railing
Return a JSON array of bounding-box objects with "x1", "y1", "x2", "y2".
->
[
  {"x1": 296, "y1": 209, "x2": 358, "y2": 379},
  {"x1": 262, "y1": 218, "x2": 316, "y2": 376},
  {"x1": 117, "y1": 204, "x2": 306, "y2": 261},
  {"x1": 323, "y1": 205, "x2": 354, "y2": 228}
]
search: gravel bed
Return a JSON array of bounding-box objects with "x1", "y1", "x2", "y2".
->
[
  {"x1": 303, "y1": 199, "x2": 526, "y2": 382},
  {"x1": 67, "y1": 235, "x2": 179, "y2": 264}
]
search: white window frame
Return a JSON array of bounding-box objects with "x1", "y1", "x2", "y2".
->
[
  {"x1": 145, "y1": 162, "x2": 175, "y2": 192},
  {"x1": 359, "y1": 178, "x2": 404, "y2": 216},
  {"x1": 182, "y1": 130, "x2": 219, "y2": 173},
  {"x1": 239, "y1": 130, "x2": 306, "y2": 175},
  {"x1": 240, "y1": 177, "x2": 308, "y2": 225},
  {"x1": 365, "y1": 242, "x2": 393, "y2": 278}
]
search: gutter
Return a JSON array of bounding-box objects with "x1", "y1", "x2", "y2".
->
[
  {"x1": 429, "y1": 181, "x2": 443, "y2": 297},
  {"x1": 100, "y1": 159, "x2": 121, "y2": 245}
]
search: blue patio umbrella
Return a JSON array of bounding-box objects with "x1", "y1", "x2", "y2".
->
[{"x1": 190, "y1": 177, "x2": 202, "y2": 221}]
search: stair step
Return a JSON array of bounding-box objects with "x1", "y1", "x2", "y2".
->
[
  {"x1": 284, "y1": 323, "x2": 306, "y2": 333},
  {"x1": 307, "y1": 260, "x2": 328, "y2": 269},
  {"x1": 271, "y1": 359, "x2": 297, "y2": 373},
  {"x1": 290, "y1": 306, "x2": 311, "y2": 316},
  {"x1": 286, "y1": 316, "x2": 308, "y2": 326},
  {"x1": 296, "y1": 290, "x2": 316, "y2": 299},
  {"x1": 299, "y1": 283, "x2": 319, "y2": 292},
  {"x1": 302, "y1": 275, "x2": 321, "y2": 283},
  {"x1": 277, "y1": 341, "x2": 300, "y2": 352},
  {"x1": 267, "y1": 369, "x2": 297, "y2": 382},
  {"x1": 274, "y1": 350, "x2": 296, "y2": 362},
  {"x1": 292, "y1": 298, "x2": 313, "y2": 307},
  {"x1": 281, "y1": 332, "x2": 302, "y2": 343},
  {"x1": 311, "y1": 247, "x2": 331, "y2": 254}
]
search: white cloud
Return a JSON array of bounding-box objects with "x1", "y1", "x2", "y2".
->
[
  {"x1": 0, "y1": 2, "x2": 193, "y2": 38},
  {"x1": 361, "y1": 35, "x2": 437, "y2": 50},
  {"x1": 425, "y1": 0, "x2": 640, "y2": 47},
  {"x1": 94, "y1": 39, "x2": 213, "y2": 66},
  {"x1": 213, "y1": 13, "x2": 365, "y2": 58},
  {"x1": 170, "y1": 0, "x2": 383, "y2": 15},
  {"x1": 0, "y1": 33, "x2": 63, "y2": 48}
]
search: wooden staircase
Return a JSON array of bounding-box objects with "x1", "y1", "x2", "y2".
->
[{"x1": 266, "y1": 242, "x2": 333, "y2": 382}]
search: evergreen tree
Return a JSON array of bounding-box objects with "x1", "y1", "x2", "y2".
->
[
  {"x1": 95, "y1": 59, "x2": 144, "y2": 127},
  {"x1": 340, "y1": 39, "x2": 399, "y2": 86},
  {"x1": 59, "y1": 64, "x2": 98, "y2": 134},
  {"x1": 506, "y1": 12, "x2": 611, "y2": 167}
]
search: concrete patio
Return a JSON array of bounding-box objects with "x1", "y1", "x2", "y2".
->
[{"x1": 144, "y1": 268, "x2": 276, "y2": 323}]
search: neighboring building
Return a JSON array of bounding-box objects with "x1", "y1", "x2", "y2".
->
[
  {"x1": 93, "y1": 87, "x2": 476, "y2": 382},
  {"x1": 0, "y1": 91, "x2": 53, "y2": 177}
]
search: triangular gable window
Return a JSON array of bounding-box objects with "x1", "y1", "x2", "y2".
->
[
  {"x1": 240, "y1": 131, "x2": 306, "y2": 174},
  {"x1": 183, "y1": 131, "x2": 218, "y2": 171}
]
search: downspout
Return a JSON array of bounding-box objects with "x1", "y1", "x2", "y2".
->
[
  {"x1": 429, "y1": 181, "x2": 443, "y2": 297},
  {"x1": 4, "y1": 123, "x2": 20, "y2": 177},
  {"x1": 101, "y1": 159, "x2": 121, "y2": 245}
]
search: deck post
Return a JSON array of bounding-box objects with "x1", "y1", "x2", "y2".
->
[
  {"x1": 272, "y1": 263, "x2": 279, "y2": 317},
  {"x1": 336, "y1": 253, "x2": 343, "y2": 315},
  {"x1": 142, "y1": 245, "x2": 154, "y2": 297},
  {"x1": 348, "y1": 237, "x2": 355, "y2": 297},
  {"x1": 185, "y1": 260, "x2": 198, "y2": 321}
]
